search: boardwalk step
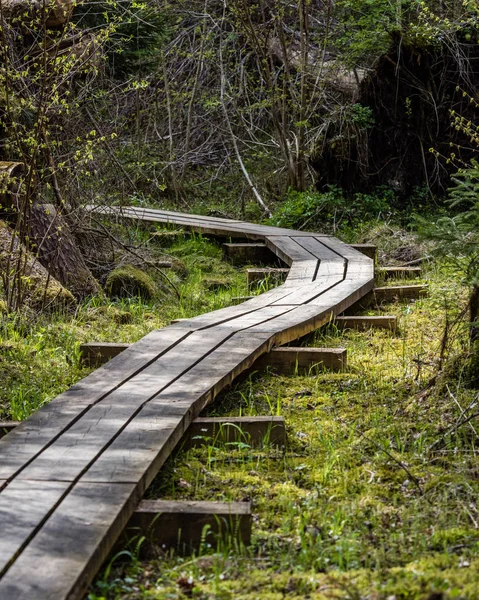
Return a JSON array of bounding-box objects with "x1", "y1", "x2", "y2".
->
[
  {"x1": 374, "y1": 284, "x2": 428, "y2": 302},
  {"x1": 379, "y1": 266, "x2": 422, "y2": 279},
  {"x1": 222, "y1": 243, "x2": 277, "y2": 266},
  {"x1": 335, "y1": 315, "x2": 397, "y2": 332},
  {"x1": 184, "y1": 416, "x2": 285, "y2": 449},
  {"x1": 253, "y1": 347, "x2": 347, "y2": 374},
  {"x1": 0, "y1": 422, "x2": 19, "y2": 439},
  {"x1": 125, "y1": 500, "x2": 252, "y2": 552},
  {"x1": 231, "y1": 295, "x2": 254, "y2": 304},
  {"x1": 350, "y1": 243, "x2": 377, "y2": 261},
  {"x1": 80, "y1": 342, "x2": 130, "y2": 367},
  {"x1": 246, "y1": 268, "x2": 290, "y2": 289},
  {"x1": 80, "y1": 343, "x2": 346, "y2": 373}
]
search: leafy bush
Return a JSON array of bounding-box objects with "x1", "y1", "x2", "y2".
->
[
  {"x1": 270, "y1": 186, "x2": 393, "y2": 234},
  {"x1": 74, "y1": 0, "x2": 168, "y2": 77},
  {"x1": 415, "y1": 163, "x2": 479, "y2": 282}
]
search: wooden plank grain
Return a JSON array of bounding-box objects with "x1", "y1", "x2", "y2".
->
[
  {"x1": 263, "y1": 236, "x2": 316, "y2": 266},
  {"x1": 0, "y1": 482, "x2": 138, "y2": 600},
  {"x1": 0, "y1": 480, "x2": 70, "y2": 576},
  {"x1": 16, "y1": 327, "x2": 237, "y2": 483},
  {"x1": 0, "y1": 327, "x2": 193, "y2": 481},
  {"x1": 125, "y1": 500, "x2": 252, "y2": 551},
  {"x1": 185, "y1": 416, "x2": 286, "y2": 449},
  {"x1": 17, "y1": 309, "x2": 288, "y2": 484},
  {"x1": 82, "y1": 331, "x2": 275, "y2": 491}
]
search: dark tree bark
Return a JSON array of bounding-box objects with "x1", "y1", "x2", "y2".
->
[
  {"x1": 470, "y1": 284, "x2": 479, "y2": 343},
  {"x1": 28, "y1": 204, "x2": 102, "y2": 299},
  {"x1": 0, "y1": 219, "x2": 75, "y2": 310}
]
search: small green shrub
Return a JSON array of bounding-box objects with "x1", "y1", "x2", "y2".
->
[
  {"x1": 105, "y1": 265, "x2": 157, "y2": 300},
  {"x1": 270, "y1": 186, "x2": 393, "y2": 234}
]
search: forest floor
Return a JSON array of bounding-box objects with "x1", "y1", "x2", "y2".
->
[
  {"x1": 88, "y1": 253, "x2": 479, "y2": 600},
  {"x1": 2, "y1": 222, "x2": 479, "y2": 599}
]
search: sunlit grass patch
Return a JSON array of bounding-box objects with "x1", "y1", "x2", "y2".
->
[{"x1": 88, "y1": 260, "x2": 479, "y2": 600}]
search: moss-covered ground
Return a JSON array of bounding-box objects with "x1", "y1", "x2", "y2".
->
[
  {"x1": 2, "y1": 224, "x2": 479, "y2": 599},
  {"x1": 0, "y1": 231, "x2": 249, "y2": 420},
  {"x1": 85, "y1": 256, "x2": 479, "y2": 598}
]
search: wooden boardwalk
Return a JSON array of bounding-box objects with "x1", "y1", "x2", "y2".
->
[{"x1": 0, "y1": 208, "x2": 374, "y2": 599}]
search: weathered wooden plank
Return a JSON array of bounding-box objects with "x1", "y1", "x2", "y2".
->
[
  {"x1": 184, "y1": 416, "x2": 286, "y2": 449},
  {"x1": 263, "y1": 236, "x2": 316, "y2": 266},
  {"x1": 246, "y1": 268, "x2": 290, "y2": 289},
  {"x1": 80, "y1": 342, "x2": 130, "y2": 366},
  {"x1": 0, "y1": 421, "x2": 19, "y2": 439},
  {"x1": 350, "y1": 243, "x2": 377, "y2": 260},
  {"x1": 335, "y1": 315, "x2": 397, "y2": 332},
  {"x1": 374, "y1": 284, "x2": 429, "y2": 302},
  {"x1": 285, "y1": 260, "x2": 320, "y2": 285},
  {"x1": 16, "y1": 326, "x2": 250, "y2": 483},
  {"x1": 318, "y1": 236, "x2": 373, "y2": 264},
  {"x1": 270, "y1": 274, "x2": 344, "y2": 306},
  {"x1": 379, "y1": 266, "x2": 422, "y2": 279},
  {"x1": 82, "y1": 331, "x2": 275, "y2": 490},
  {"x1": 253, "y1": 347, "x2": 347, "y2": 374},
  {"x1": 249, "y1": 304, "x2": 338, "y2": 345},
  {"x1": 292, "y1": 236, "x2": 346, "y2": 271},
  {"x1": 0, "y1": 482, "x2": 138, "y2": 600},
  {"x1": 125, "y1": 500, "x2": 252, "y2": 551},
  {"x1": 0, "y1": 480, "x2": 70, "y2": 576},
  {"x1": 0, "y1": 326, "x2": 194, "y2": 481},
  {"x1": 222, "y1": 243, "x2": 277, "y2": 266},
  {"x1": 91, "y1": 206, "x2": 320, "y2": 239}
]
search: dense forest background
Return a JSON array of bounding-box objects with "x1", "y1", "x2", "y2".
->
[
  {"x1": 2, "y1": 5, "x2": 479, "y2": 596},
  {"x1": 0, "y1": 0, "x2": 478, "y2": 310}
]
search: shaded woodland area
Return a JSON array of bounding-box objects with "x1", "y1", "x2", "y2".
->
[
  {"x1": 2, "y1": 4, "x2": 479, "y2": 598},
  {"x1": 0, "y1": 0, "x2": 478, "y2": 310}
]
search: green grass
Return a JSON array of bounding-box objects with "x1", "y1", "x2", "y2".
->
[
  {"x1": 3, "y1": 223, "x2": 479, "y2": 599},
  {"x1": 0, "y1": 232, "x2": 248, "y2": 420},
  {"x1": 87, "y1": 259, "x2": 479, "y2": 599}
]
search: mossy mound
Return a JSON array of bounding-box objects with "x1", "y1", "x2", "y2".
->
[{"x1": 105, "y1": 265, "x2": 156, "y2": 300}]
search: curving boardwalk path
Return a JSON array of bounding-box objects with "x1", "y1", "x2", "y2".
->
[{"x1": 0, "y1": 208, "x2": 374, "y2": 599}]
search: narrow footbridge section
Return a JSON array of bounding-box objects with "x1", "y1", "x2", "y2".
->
[{"x1": 0, "y1": 208, "x2": 374, "y2": 599}]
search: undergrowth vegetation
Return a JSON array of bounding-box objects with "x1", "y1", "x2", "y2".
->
[
  {"x1": 3, "y1": 219, "x2": 479, "y2": 598},
  {"x1": 83, "y1": 237, "x2": 479, "y2": 599},
  {"x1": 0, "y1": 232, "x2": 249, "y2": 420}
]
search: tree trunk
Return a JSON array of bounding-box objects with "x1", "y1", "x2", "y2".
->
[
  {"x1": 28, "y1": 204, "x2": 102, "y2": 299},
  {"x1": 470, "y1": 284, "x2": 479, "y2": 343},
  {"x1": 0, "y1": 219, "x2": 75, "y2": 311}
]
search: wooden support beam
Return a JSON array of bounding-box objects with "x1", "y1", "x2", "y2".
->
[
  {"x1": 374, "y1": 284, "x2": 428, "y2": 302},
  {"x1": 222, "y1": 243, "x2": 277, "y2": 266},
  {"x1": 80, "y1": 342, "x2": 130, "y2": 367},
  {"x1": 335, "y1": 315, "x2": 397, "y2": 332},
  {"x1": 124, "y1": 500, "x2": 252, "y2": 552},
  {"x1": 378, "y1": 266, "x2": 422, "y2": 280},
  {"x1": 246, "y1": 268, "x2": 290, "y2": 289},
  {"x1": 79, "y1": 341, "x2": 348, "y2": 377},
  {"x1": 350, "y1": 243, "x2": 377, "y2": 261},
  {"x1": 254, "y1": 347, "x2": 346, "y2": 374},
  {"x1": 184, "y1": 416, "x2": 286, "y2": 449},
  {"x1": 231, "y1": 296, "x2": 254, "y2": 305},
  {"x1": 344, "y1": 284, "x2": 429, "y2": 313},
  {"x1": 0, "y1": 421, "x2": 20, "y2": 439}
]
